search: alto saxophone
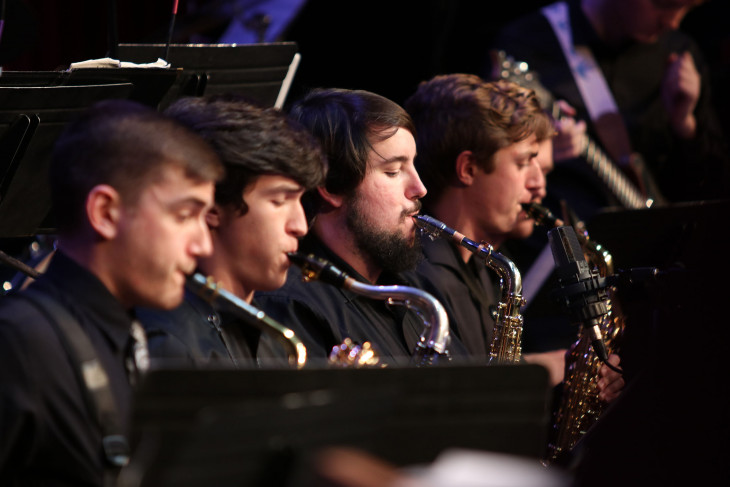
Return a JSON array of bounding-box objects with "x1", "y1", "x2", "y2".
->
[
  {"x1": 187, "y1": 273, "x2": 307, "y2": 369},
  {"x1": 522, "y1": 203, "x2": 625, "y2": 464},
  {"x1": 287, "y1": 252, "x2": 451, "y2": 366},
  {"x1": 415, "y1": 214, "x2": 525, "y2": 364}
]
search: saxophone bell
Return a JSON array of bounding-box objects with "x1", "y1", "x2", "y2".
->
[
  {"x1": 522, "y1": 202, "x2": 627, "y2": 464},
  {"x1": 186, "y1": 273, "x2": 307, "y2": 369}
]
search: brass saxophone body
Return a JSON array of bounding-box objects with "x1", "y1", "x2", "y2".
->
[
  {"x1": 415, "y1": 214, "x2": 525, "y2": 364},
  {"x1": 522, "y1": 203, "x2": 625, "y2": 463},
  {"x1": 186, "y1": 273, "x2": 307, "y2": 369},
  {"x1": 287, "y1": 252, "x2": 451, "y2": 367}
]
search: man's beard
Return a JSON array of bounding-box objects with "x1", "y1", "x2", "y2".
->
[{"x1": 345, "y1": 193, "x2": 423, "y2": 275}]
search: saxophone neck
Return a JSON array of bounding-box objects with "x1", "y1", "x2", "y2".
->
[
  {"x1": 187, "y1": 273, "x2": 307, "y2": 368},
  {"x1": 288, "y1": 252, "x2": 451, "y2": 362},
  {"x1": 416, "y1": 214, "x2": 525, "y2": 363},
  {"x1": 486, "y1": 250, "x2": 523, "y2": 302}
]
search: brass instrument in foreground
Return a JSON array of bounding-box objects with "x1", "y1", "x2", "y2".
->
[
  {"x1": 287, "y1": 251, "x2": 451, "y2": 367},
  {"x1": 187, "y1": 273, "x2": 307, "y2": 369},
  {"x1": 415, "y1": 214, "x2": 525, "y2": 364},
  {"x1": 522, "y1": 202, "x2": 625, "y2": 464}
]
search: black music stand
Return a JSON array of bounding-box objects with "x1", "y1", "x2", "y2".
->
[
  {"x1": 116, "y1": 42, "x2": 300, "y2": 109},
  {"x1": 122, "y1": 364, "x2": 551, "y2": 487},
  {"x1": 587, "y1": 199, "x2": 728, "y2": 275},
  {"x1": 0, "y1": 69, "x2": 180, "y2": 109},
  {"x1": 568, "y1": 200, "x2": 730, "y2": 487},
  {"x1": 586, "y1": 199, "x2": 729, "y2": 377},
  {"x1": 0, "y1": 82, "x2": 134, "y2": 237}
]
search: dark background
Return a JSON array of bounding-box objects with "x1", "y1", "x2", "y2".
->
[{"x1": 2, "y1": 0, "x2": 729, "y2": 113}]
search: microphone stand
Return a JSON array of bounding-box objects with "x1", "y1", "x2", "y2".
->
[{"x1": 106, "y1": 0, "x2": 118, "y2": 59}]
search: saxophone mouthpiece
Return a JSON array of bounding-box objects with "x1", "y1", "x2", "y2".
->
[
  {"x1": 286, "y1": 251, "x2": 307, "y2": 268},
  {"x1": 522, "y1": 202, "x2": 563, "y2": 227},
  {"x1": 187, "y1": 272, "x2": 221, "y2": 301},
  {"x1": 415, "y1": 214, "x2": 450, "y2": 240},
  {"x1": 287, "y1": 252, "x2": 349, "y2": 288}
]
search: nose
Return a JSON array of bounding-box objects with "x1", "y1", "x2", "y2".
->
[
  {"x1": 287, "y1": 202, "x2": 308, "y2": 238},
  {"x1": 406, "y1": 166, "x2": 428, "y2": 200},
  {"x1": 526, "y1": 160, "x2": 547, "y2": 201},
  {"x1": 190, "y1": 216, "x2": 214, "y2": 257}
]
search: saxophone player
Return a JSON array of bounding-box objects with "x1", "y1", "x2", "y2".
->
[
  {"x1": 404, "y1": 75, "x2": 623, "y2": 398},
  {"x1": 136, "y1": 94, "x2": 326, "y2": 368},
  {"x1": 255, "y1": 88, "x2": 468, "y2": 365},
  {"x1": 0, "y1": 100, "x2": 223, "y2": 486}
]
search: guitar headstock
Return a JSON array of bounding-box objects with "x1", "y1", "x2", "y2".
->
[{"x1": 490, "y1": 49, "x2": 556, "y2": 116}]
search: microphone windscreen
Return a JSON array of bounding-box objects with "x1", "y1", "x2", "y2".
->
[{"x1": 548, "y1": 226, "x2": 591, "y2": 281}]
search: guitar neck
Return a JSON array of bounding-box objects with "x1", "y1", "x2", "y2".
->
[{"x1": 577, "y1": 135, "x2": 648, "y2": 209}]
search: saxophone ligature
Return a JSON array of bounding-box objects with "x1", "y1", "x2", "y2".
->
[
  {"x1": 287, "y1": 252, "x2": 451, "y2": 366},
  {"x1": 415, "y1": 214, "x2": 525, "y2": 364},
  {"x1": 522, "y1": 202, "x2": 625, "y2": 464},
  {"x1": 187, "y1": 273, "x2": 307, "y2": 369}
]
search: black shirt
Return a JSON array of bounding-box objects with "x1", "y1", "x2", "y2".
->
[
  {"x1": 0, "y1": 251, "x2": 135, "y2": 487},
  {"x1": 138, "y1": 289, "x2": 259, "y2": 368},
  {"x1": 492, "y1": 0, "x2": 729, "y2": 220},
  {"x1": 255, "y1": 234, "x2": 463, "y2": 366},
  {"x1": 415, "y1": 235, "x2": 496, "y2": 363}
]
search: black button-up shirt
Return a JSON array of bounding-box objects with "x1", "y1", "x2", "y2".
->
[
  {"x1": 138, "y1": 289, "x2": 259, "y2": 369},
  {"x1": 415, "y1": 235, "x2": 497, "y2": 363},
  {"x1": 0, "y1": 251, "x2": 135, "y2": 486}
]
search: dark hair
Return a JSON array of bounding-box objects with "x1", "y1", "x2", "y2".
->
[
  {"x1": 165, "y1": 94, "x2": 326, "y2": 214},
  {"x1": 288, "y1": 88, "x2": 415, "y2": 212},
  {"x1": 404, "y1": 74, "x2": 553, "y2": 205},
  {"x1": 50, "y1": 99, "x2": 223, "y2": 233}
]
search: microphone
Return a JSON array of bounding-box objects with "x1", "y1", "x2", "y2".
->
[{"x1": 548, "y1": 226, "x2": 611, "y2": 365}]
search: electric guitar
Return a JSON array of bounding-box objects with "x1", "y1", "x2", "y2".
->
[{"x1": 493, "y1": 50, "x2": 655, "y2": 209}]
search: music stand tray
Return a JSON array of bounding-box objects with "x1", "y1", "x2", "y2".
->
[
  {"x1": 116, "y1": 43, "x2": 300, "y2": 109},
  {"x1": 587, "y1": 199, "x2": 729, "y2": 275},
  {"x1": 0, "y1": 69, "x2": 180, "y2": 109},
  {"x1": 123, "y1": 364, "x2": 551, "y2": 487}
]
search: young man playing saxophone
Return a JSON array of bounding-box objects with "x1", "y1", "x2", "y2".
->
[
  {"x1": 0, "y1": 100, "x2": 222, "y2": 486},
  {"x1": 137, "y1": 94, "x2": 326, "y2": 367},
  {"x1": 404, "y1": 74, "x2": 623, "y2": 398}
]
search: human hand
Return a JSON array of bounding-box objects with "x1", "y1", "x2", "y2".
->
[
  {"x1": 552, "y1": 100, "x2": 587, "y2": 162},
  {"x1": 596, "y1": 353, "x2": 625, "y2": 403},
  {"x1": 662, "y1": 51, "x2": 700, "y2": 139}
]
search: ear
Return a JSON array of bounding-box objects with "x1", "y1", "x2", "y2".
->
[
  {"x1": 317, "y1": 186, "x2": 344, "y2": 209},
  {"x1": 86, "y1": 184, "x2": 122, "y2": 240},
  {"x1": 206, "y1": 204, "x2": 222, "y2": 229},
  {"x1": 455, "y1": 150, "x2": 479, "y2": 186}
]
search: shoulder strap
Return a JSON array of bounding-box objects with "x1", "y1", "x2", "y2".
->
[
  {"x1": 542, "y1": 2, "x2": 667, "y2": 200},
  {"x1": 541, "y1": 2, "x2": 633, "y2": 160},
  {"x1": 20, "y1": 288, "x2": 130, "y2": 472}
]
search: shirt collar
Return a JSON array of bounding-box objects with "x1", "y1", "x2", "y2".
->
[{"x1": 43, "y1": 251, "x2": 135, "y2": 352}]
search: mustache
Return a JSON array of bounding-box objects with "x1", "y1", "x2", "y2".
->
[{"x1": 402, "y1": 200, "x2": 422, "y2": 218}]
